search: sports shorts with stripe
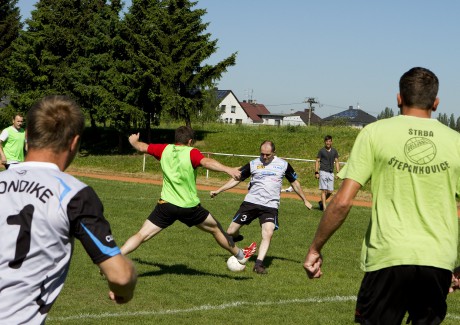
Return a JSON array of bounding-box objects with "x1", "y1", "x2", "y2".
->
[{"x1": 232, "y1": 201, "x2": 279, "y2": 230}]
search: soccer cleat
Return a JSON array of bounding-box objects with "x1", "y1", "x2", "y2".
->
[
  {"x1": 238, "y1": 242, "x2": 257, "y2": 264},
  {"x1": 281, "y1": 186, "x2": 293, "y2": 193},
  {"x1": 318, "y1": 201, "x2": 324, "y2": 211},
  {"x1": 253, "y1": 264, "x2": 268, "y2": 274},
  {"x1": 233, "y1": 234, "x2": 244, "y2": 243}
]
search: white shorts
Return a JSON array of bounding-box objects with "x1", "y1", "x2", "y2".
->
[{"x1": 319, "y1": 171, "x2": 334, "y2": 191}]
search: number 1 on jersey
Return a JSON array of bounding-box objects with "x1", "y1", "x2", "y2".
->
[{"x1": 7, "y1": 204, "x2": 34, "y2": 269}]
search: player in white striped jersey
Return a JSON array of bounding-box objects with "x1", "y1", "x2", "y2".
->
[
  {"x1": 211, "y1": 140, "x2": 312, "y2": 274},
  {"x1": 0, "y1": 96, "x2": 137, "y2": 324}
]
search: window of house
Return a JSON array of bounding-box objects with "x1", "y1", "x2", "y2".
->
[
  {"x1": 231, "y1": 105, "x2": 236, "y2": 113},
  {"x1": 230, "y1": 118, "x2": 233, "y2": 123},
  {"x1": 236, "y1": 119, "x2": 242, "y2": 124},
  {"x1": 220, "y1": 105, "x2": 226, "y2": 113}
]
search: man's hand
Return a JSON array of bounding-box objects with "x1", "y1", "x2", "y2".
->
[
  {"x1": 226, "y1": 167, "x2": 241, "y2": 181},
  {"x1": 109, "y1": 291, "x2": 133, "y2": 304},
  {"x1": 304, "y1": 200, "x2": 313, "y2": 210},
  {"x1": 210, "y1": 190, "x2": 219, "y2": 198},
  {"x1": 450, "y1": 266, "x2": 460, "y2": 293},
  {"x1": 128, "y1": 132, "x2": 149, "y2": 152},
  {"x1": 304, "y1": 249, "x2": 323, "y2": 279},
  {"x1": 128, "y1": 133, "x2": 140, "y2": 147}
]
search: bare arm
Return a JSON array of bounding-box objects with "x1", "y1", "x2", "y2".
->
[
  {"x1": 290, "y1": 180, "x2": 312, "y2": 210},
  {"x1": 304, "y1": 178, "x2": 361, "y2": 279},
  {"x1": 210, "y1": 178, "x2": 241, "y2": 198},
  {"x1": 0, "y1": 141, "x2": 6, "y2": 165},
  {"x1": 128, "y1": 133, "x2": 149, "y2": 153},
  {"x1": 315, "y1": 158, "x2": 320, "y2": 179},
  {"x1": 99, "y1": 254, "x2": 137, "y2": 304},
  {"x1": 200, "y1": 157, "x2": 241, "y2": 180},
  {"x1": 335, "y1": 158, "x2": 340, "y2": 175}
]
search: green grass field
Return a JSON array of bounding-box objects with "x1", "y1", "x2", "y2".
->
[{"x1": 46, "y1": 176, "x2": 460, "y2": 324}]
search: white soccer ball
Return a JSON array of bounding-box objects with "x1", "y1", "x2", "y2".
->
[{"x1": 226, "y1": 255, "x2": 246, "y2": 272}]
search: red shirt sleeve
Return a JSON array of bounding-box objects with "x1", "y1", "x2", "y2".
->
[
  {"x1": 147, "y1": 144, "x2": 168, "y2": 160},
  {"x1": 190, "y1": 148, "x2": 204, "y2": 168},
  {"x1": 146, "y1": 144, "x2": 203, "y2": 168}
]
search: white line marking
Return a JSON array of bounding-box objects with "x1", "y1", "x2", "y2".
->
[
  {"x1": 48, "y1": 296, "x2": 356, "y2": 321},
  {"x1": 47, "y1": 295, "x2": 460, "y2": 322}
]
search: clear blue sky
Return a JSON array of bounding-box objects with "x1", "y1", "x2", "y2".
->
[{"x1": 18, "y1": 0, "x2": 460, "y2": 118}]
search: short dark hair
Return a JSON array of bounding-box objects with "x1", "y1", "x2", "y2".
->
[
  {"x1": 260, "y1": 140, "x2": 275, "y2": 152},
  {"x1": 399, "y1": 67, "x2": 438, "y2": 110},
  {"x1": 13, "y1": 112, "x2": 24, "y2": 120},
  {"x1": 324, "y1": 135, "x2": 332, "y2": 141},
  {"x1": 175, "y1": 126, "x2": 195, "y2": 145}
]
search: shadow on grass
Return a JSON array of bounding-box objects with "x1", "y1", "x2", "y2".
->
[
  {"x1": 211, "y1": 254, "x2": 300, "y2": 269},
  {"x1": 133, "y1": 257, "x2": 252, "y2": 280}
]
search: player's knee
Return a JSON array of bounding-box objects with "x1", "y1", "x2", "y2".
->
[{"x1": 261, "y1": 229, "x2": 274, "y2": 239}]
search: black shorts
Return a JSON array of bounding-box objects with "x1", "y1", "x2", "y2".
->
[
  {"x1": 232, "y1": 201, "x2": 279, "y2": 230},
  {"x1": 355, "y1": 265, "x2": 451, "y2": 324},
  {"x1": 148, "y1": 199, "x2": 210, "y2": 229}
]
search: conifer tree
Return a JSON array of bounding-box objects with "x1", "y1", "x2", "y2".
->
[
  {"x1": 377, "y1": 107, "x2": 394, "y2": 120},
  {"x1": 7, "y1": 0, "x2": 83, "y2": 109},
  {"x1": 123, "y1": 0, "x2": 236, "y2": 127},
  {"x1": 449, "y1": 113, "x2": 456, "y2": 129},
  {"x1": 0, "y1": 0, "x2": 22, "y2": 98}
]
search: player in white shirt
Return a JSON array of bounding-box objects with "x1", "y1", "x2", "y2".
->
[
  {"x1": 211, "y1": 140, "x2": 312, "y2": 274},
  {"x1": 0, "y1": 95, "x2": 137, "y2": 324}
]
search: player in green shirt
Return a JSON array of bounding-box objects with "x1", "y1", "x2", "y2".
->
[
  {"x1": 0, "y1": 113, "x2": 26, "y2": 169},
  {"x1": 121, "y1": 126, "x2": 257, "y2": 269},
  {"x1": 304, "y1": 67, "x2": 460, "y2": 324}
]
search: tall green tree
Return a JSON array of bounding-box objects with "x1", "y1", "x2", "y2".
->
[
  {"x1": 6, "y1": 0, "x2": 83, "y2": 110},
  {"x1": 120, "y1": 0, "x2": 163, "y2": 138},
  {"x1": 67, "y1": 1, "x2": 142, "y2": 128},
  {"x1": 449, "y1": 113, "x2": 456, "y2": 129},
  {"x1": 7, "y1": 0, "x2": 142, "y2": 148},
  {"x1": 377, "y1": 107, "x2": 394, "y2": 120},
  {"x1": 123, "y1": 0, "x2": 236, "y2": 127},
  {"x1": 0, "y1": 0, "x2": 22, "y2": 98},
  {"x1": 437, "y1": 112, "x2": 448, "y2": 126},
  {"x1": 65, "y1": 0, "x2": 145, "y2": 152}
]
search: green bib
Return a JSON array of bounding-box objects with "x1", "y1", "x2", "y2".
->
[
  {"x1": 160, "y1": 144, "x2": 200, "y2": 208},
  {"x1": 3, "y1": 126, "x2": 25, "y2": 163}
]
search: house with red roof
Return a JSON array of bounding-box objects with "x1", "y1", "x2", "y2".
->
[
  {"x1": 216, "y1": 89, "x2": 328, "y2": 126},
  {"x1": 216, "y1": 90, "x2": 270, "y2": 124},
  {"x1": 239, "y1": 100, "x2": 271, "y2": 123}
]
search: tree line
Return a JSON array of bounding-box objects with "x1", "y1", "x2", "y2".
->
[
  {"x1": 0, "y1": 0, "x2": 234, "y2": 145},
  {"x1": 378, "y1": 107, "x2": 460, "y2": 131}
]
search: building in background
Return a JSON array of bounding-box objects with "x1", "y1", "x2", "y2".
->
[
  {"x1": 216, "y1": 90, "x2": 270, "y2": 124},
  {"x1": 322, "y1": 105, "x2": 376, "y2": 128},
  {"x1": 283, "y1": 109, "x2": 322, "y2": 126}
]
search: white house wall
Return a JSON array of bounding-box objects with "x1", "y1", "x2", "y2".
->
[
  {"x1": 218, "y1": 93, "x2": 251, "y2": 124},
  {"x1": 282, "y1": 116, "x2": 306, "y2": 126}
]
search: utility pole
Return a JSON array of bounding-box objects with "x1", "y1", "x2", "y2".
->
[{"x1": 304, "y1": 97, "x2": 319, "y2": 126}]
